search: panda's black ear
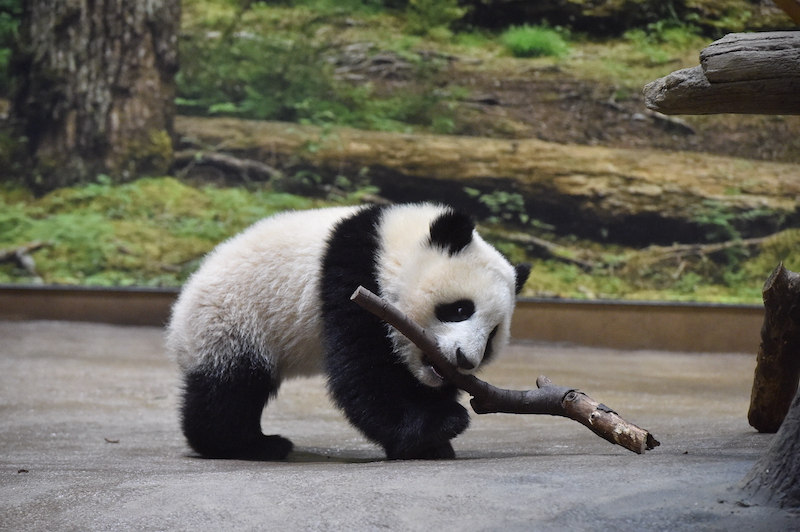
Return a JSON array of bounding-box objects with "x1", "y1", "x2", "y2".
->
[
  {"x1": 514, "y1": 263, "x2": 531, "y2": 294},
  {"x1": 428, "y1": 210, "x2": 474, "y2": 256}
]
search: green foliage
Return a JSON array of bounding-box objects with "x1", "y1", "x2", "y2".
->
[
  {"x1": 465, "y1": 188, "x2": 556, "y2": 230},
  {"x1": 466, "y1": 188, "x2": 529, "y2": 225},
  {"x1": 623, "y1": 20, "x2": 702, "y2": 66},
  {"x1": 405, "y1": 0, "x2": 467, "y2": 38},
  {"x1": 742, "y1": 229, "x2": 800, "y2": 280},
  {"x1": 177, "y1": 29, "x2": 348, "y2": 123},
  {"x1": 288, "y1": 0, "x2": 385, "y2": 13},
  {"x1": 0, "y1": 177, "x2": 346, "y2": 286},
  {"x1": 500, "y1": 24, "x2": 570, "y2": 59},
  {"x1": 0, "y1": 0, "x2": 22, "y2": 96},
  {"x1": 177, "y1": 19, "x2": 456, "y2": 133},
  {"x1": 0, "y1": 176, "x2": 786, "y2": 304}
]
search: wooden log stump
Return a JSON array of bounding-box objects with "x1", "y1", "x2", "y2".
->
[{"x1": 748, "y1": 263, "x2": 800, "y2": 433}]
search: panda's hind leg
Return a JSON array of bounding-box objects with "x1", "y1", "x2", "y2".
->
[{"x1": 180, "y1": 354, "x2": 293, "y2": 460}]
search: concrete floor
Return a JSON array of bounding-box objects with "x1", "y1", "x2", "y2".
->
[{"x1": 1, "y1": 320, "x2": 797, "y2": 531}]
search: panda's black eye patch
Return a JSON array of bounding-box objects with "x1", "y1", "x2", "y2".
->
[{"x1": 435, "y1": 300, "x2": 475, "y2": 322}]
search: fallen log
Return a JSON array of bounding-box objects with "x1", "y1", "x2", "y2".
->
[
  {"x1": 644, "y1": 32, "x2": 800, "y2": 115},
  {"x1": 350, "y1": 285, "x2": 660, "y2": 454},
  {"x1": 748, "y1": 262, "x2": 800, "y2": 433},
  {"x1": 175, "y1": 116, "x2": 800, "y2": 246}
]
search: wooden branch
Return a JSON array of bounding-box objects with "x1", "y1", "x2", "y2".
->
[
  {"x1": 484, "y1": 228, "x2": 597, "y2": 272},
  {"x1": 350, "y1": 286, "x2": 660, "y2": 454},
  {"x1": 0, "y1": 241, "x2": 49, "y2": 278},
  {"x1": 644, "y1": 32, "x2": 800, "y2": 115},
  {"x1": 748, "y1": 262, "x2": 800, "y2": 433},
  {"x1": 173, "y1": 150, "x2": 282, "y2": 182},
  {"x1": 645, "y1": 236, "x2": 767, "y2": 257}
]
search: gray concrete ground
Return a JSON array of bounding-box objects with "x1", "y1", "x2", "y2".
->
[{"x1": 1, "y1": 320, "x2": 797, "y2": 531}]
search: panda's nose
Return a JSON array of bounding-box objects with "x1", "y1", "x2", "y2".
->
[{"x1": 455, "y1": 348, "x2": 475, "y2": 370}]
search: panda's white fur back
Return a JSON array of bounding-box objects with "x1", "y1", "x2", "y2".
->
[{"x1": 167, "y1": 205, "x2": 361, "y2": 378}]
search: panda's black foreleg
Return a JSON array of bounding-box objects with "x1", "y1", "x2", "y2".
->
[
  {"x1": 327, "y1": 360, "x2": 470, "y2": 460},
  {"x1": 180, "y1": 358, "x2": 293, "y2": 460},
  {"x1": 379, "y1": 389, "x2": 470, "y2": 460}
]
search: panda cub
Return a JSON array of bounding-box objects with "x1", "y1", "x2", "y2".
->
[{"x1": 167, "y1": 202, "x2": 530, "y2": 460}]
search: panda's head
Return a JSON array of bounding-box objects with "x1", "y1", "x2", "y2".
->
[{"x1": 377, "y1": 205, "x2": 531, "y2": 388}]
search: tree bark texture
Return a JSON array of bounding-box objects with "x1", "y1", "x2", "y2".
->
[
  {"x1": 644, "y1": 32, "x2": 800, "y2": 115},
  {"x1": 175, "y1": 116, "x2": 800, "y2": 246},
  {"x1": 12, "y1": 0, "x2": 180, "y2": 191},
  {"x1": 741, "y1": 386, "x2": 800, "y2": 508},
  {"x1": 748, "y1": 263, "x2": 800, "y2": 433}
]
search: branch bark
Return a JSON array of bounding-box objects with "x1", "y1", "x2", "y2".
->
[{"x1": 350, "y1": 286, "x2": 660, "y2": 454}]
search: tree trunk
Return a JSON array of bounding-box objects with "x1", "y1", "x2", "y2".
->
[{"x1": 12, "y1": 0, "x2": 180, "y2": 192}]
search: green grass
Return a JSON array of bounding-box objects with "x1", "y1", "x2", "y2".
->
[
  {"x1": 500, "y1": 25, "x2": 570, "y2": 59},
  {"x1": 2, "y1": 177, "x2": 796, "y2": 304},
  {"x1": 0, "y1": 177, "x2": 352, "y2": 286}
]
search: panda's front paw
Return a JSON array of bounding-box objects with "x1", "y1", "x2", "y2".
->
[
  {"x1": 439, "y1": 405, "x2": 470, "y2": 440},
  {"x1": 385, "y1": 440, "x2": 455, "y2": 460}
]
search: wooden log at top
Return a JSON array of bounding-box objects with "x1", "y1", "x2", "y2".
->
[{"x1": 644, "y1": 32, "x2": 800, "y2": 115}]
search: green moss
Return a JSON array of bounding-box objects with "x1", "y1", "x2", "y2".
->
[
  {"x1": 0, "y1": 177, "x2": 340, "y2": 286},
  {"x1": 742, "y1": 230, "x2": 800, "y2": 281},
  {"x1": 0, "y1": 176, "x2": 787, "y2": 303}
]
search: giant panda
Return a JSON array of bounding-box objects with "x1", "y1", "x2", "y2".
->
[{"x1": 167, "y1": 202, "x2": 531, "y2": 460}]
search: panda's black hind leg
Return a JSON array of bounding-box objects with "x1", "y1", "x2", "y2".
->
[{"x1": 180, "y1": 360, "x2": 293, "y2": 460}]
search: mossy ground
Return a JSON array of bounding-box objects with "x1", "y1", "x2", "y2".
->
[
  {"x1": 2, "y1": 177, "x2": 798, "y2": 304},
  {"x1": 0, "y1": 178, "x2": 349, "y2": 286}
]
